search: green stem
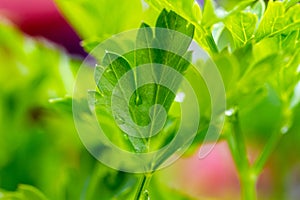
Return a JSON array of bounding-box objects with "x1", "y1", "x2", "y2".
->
[
  {"x1": 134, "y1": 174, "x2": 152, "y2": 200},
  {"x1": 85, "y1": 164, "x2": 102, "y2": 199},
  {"x1": 226, "y1": 108, "x2": 257, "y2": 200},
  {"x1": 226, "y1": 108, "x2": 249, "y2": 171},
  {"x1": 231, "y1": 113, "x2": 248, "y2": 170},
  {"x1": 253, "y1": 131, "x2": 282, "y2": 175},
  {"x1": 240, "y1": 171, "x2": 257, "y2": 200}
]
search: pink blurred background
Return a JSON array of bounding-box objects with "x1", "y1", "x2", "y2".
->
[{"x1": 0, "y1": 0, "x2": 85, "y2": 55}]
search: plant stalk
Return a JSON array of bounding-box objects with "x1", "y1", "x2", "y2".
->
[
  {"x1": 253, "y1": 131, "x2": 282, "y2": 175},
  {"x1": 240, "y1": 171, "x2": 257, "y2": 200},
  {"x1": 134, "y1": 173, "x2": 152, "y2": 200},
  {"x1": 226, "y1": 108, "x2": 257, "y2": 200}
]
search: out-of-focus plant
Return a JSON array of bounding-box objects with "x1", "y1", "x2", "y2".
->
[{"x1": 0, "y1": 21, "x2": 88, "y2": 199}]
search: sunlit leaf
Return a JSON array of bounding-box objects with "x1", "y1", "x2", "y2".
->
[
  {"x1": 256, "y1": 1, "x2": 300, "y2": 40},
  {"x1": 201, "y1": 0, "x2": 219, "y2": 27},
  {"x1": 145, "y1": 0, "x2": 219, "y2": 54},
  {"x1": 90, "y1": 10, "x2": 195, "y2": 156},
  {"x1": 224, "y1": 12, "x2": 257, "y2": 49},
  {"x1": 55, "y1": 0, "x2": 144, "y2": 42}
]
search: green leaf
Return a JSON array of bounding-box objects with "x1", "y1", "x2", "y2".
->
[
  {"x1": 85, "y1": 164, "x2": 138, "y2": 200},
  {"x1": 0, "y1": 185, "x2": 48, "y2": 200},
  {"x1": 219, "y1": 0, "x2": 255, "y2": 11},
  {"x1": 148, "y1": 176, "x2": 198, "y2": 200},
  {"x1": 144, "y1": 0, "x2": 219, "y2": 54},
  {"x1": 207, "y1": 0, "x2": 261, "y2": 51},
  {"x1": 93, "y1": 53, "x2": 146, "y2": 152},
  {"x1": 256, "y1": 1, "x2": 300, "y2": 41},
  {"x1": 224, "y1": 11, "x2": 257, "y2": 49},
  {"x1": 212, "y1": 23, "x2": 235, "y2": 52},
  {"x1": 201, "y1": 0, "x2": 219, "y2": 27},
  {"x1": 18, "y1": 185, "x2": 48, "y2": 200},
  {"x1": 55, "y1": 0, "x2": 143, "y2": 42},
  {"x1": 283, "y1": 0, "x2": 300, "y2": 9},
  {"x1": 279, "y1": 30, "x2": 300, "y2": 53},
  {"x1": 145, "y1": 0, "x2": 202, "y2": 24},
  {"x1": 250, "y1": 0, "x2": 266, "y2": 21},
  {"x1": 97, "y1": 53, "x2": 132, "y2": 96},
  {"x1": 213, "y1": 49, "x2": 240, "y2": 91},
  {"x1": 256, "y1": 1, "x2": 285, "y2": 40},
  {"x1": 91, "y1": 10, "x2": 195, "y2": 157},
  {"x1": 129, "y1": 10, "x2": 194, "y2": 151},
  {"x1": 155, "y1": 9, "x2": 195, "y2": 42}
]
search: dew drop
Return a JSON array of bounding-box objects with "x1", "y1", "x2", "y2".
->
[
  {"x1": 143, "y1": 190, "x2": 150, "y2": 200},
  {"x1": 281, "y1": 125, "x2": 289, "y2": 134},
  {"x1": 225, "y1": 108, "x2": 235, "y2": 117}
]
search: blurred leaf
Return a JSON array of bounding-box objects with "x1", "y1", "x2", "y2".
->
[
  {"x1": 148, "y1": 176, "x2": 198, "y2": 200},
  {"x1": 283, "y1": 0, "x2": 300, "y2": 9},
  {"x1": 17, "y1": 185, "x2": 48, "y2": 200},
  {"x1": 212, "y1": 23, "x2": 235, "y2": 51},
  {"x1": 55, "y1": 0, "x2": 143, "y2": 43},
  {"x1": 84, "y1": 164, "x2": 138, "y2": 200},
  {"x1": 250, "y1": 0, "x2": 266, "y2": 21},
  {"x1": 0, "y1": 185, "x2": 47, "y2": 200},
  {"x1": 145, "y1": 0, "x2": 202, "y2": 24},
  {"x1": 201, "y1": 0, "x2": 219, "y2": 27},
  {"x1": 0, "y1": 21, "x2": 85, "y2": 199},
  {"x1": 213, "y1": 49, "x2": 240, "y2": 92},
  {"x1": 218, "y1": 0, "x2": 255, "y2": 11},
  {"x1": 239, "y1": 85, "x2": 282, "y2": 142}
]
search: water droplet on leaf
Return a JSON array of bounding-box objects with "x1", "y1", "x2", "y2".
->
[
  {"x1": 143, "y1": 190, "x2": 150, "y2": 200},
  {"x1": 225, "y1": 108, "x2": 235, "y2": 117},
  {"x1": 281, "y1": 125, "x2": 289, "y2": 134}
]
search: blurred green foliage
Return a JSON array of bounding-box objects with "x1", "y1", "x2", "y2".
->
[
  {"x1": 0, "y1": 184, "x2": 48, "y2": 200},
  {"x1": 0, "y1": 21, "x2": 87, "y2": 199}
]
